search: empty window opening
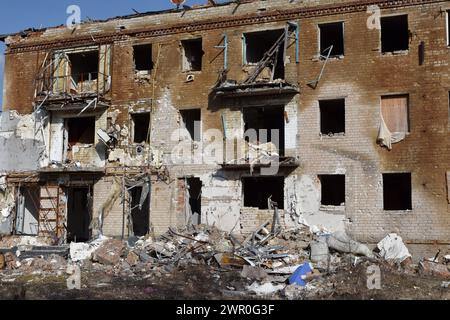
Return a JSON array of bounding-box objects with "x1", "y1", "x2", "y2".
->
[
  {"x1": 448, "y1": 92, "x2": 450, "y2": 129},
  {"x1": 447, "y1": 11, "x2": 450, "y2": 46},
  {"x1": 133, "y1": 44, "x2": 153, "y2": 72},
  {"x1": 381, "y1": 15, "x2": 409, "y2": 53},
  {"x1": 180, "y1": 109, "x2": 201, "y2": 142},
  {"x1": 244, "y1": 29, "x2": 285, "y2": 79},
  {"x1": 68, "y1": 50, "x2": 99, "y2": 85},
  {"x1": 182, "y1": 38, "x2": 203, "y2": 71},
  {"x1": 186, "y1": 178, "x2": 202, "y2": 226},
  {"x1": 381, "y1": 95, "x2": 410, "y2": 134},
  {"x1": 67, "y1": 187, "x2": 92, "y2": 243},
  {"x1": 130, "y1": 186, "x2": 150, "y2": 237},
  {"x1": 320, "y1": 99, "x2": 345, "y2": 135},
  {"x1": 67, "y1": 117, "x2": 95, "y2": 145},
  {"x1": 319, "y1": 175, "x2": 345, "y2": 207},
  {"x1": 243, "y1": 177, "x2": 284, "y2": 210},
  {"x1": 243, "y1": 106, "x2": 285, "y2": 156},
  {"x1": 319, "y1": 22, "x2": 344, "y2": 57},
  {"x1": 15, "y1": 186, "x2": 40, "y2": 236},
  {"x1": 132, "y1": 113, "x2": 150, "y2": 144},
  {"x1": 383, "y1": 173, "x2": 412, "y2": 211}
]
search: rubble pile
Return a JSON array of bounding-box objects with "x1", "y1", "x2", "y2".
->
[{"x1": 1, "y1": 224, "x2": 449, "y2": 298}]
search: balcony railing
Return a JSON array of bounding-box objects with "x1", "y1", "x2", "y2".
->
[{"x1": 35, "y1": 72, "x2": 111, "y2": 100}]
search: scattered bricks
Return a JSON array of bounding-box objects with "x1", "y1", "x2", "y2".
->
[
  {"x1": 126, "y1": 251, "x2": 139, "y2": 266},
  {"x1": 92, "y1": 239, "x2": 126, "y2": 266},
  {"x1": 419, "y1": 260, "x2": 450, "y2": 279},
  {"x1": 4, "y1": 252, "x2": 18, "y2": 270},
  {"x1": 0, "y1": 253, "x2": 5, "y2": 270}
]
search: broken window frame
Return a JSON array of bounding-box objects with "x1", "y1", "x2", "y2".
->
[
  {"x1": 130, "y1": 111, "x2": 151, "y2": 145},
  {"x1": 46, "y1": 45, "x2": 111, "y2": 97},
  {"x1": 133, "y1": 43, "x2": 154, "y2": 74},
  {"x1": 243, "y1": 29, "x2": 283, "y2": 65},
  {"x1": 181, "y1": 38, "x2": 204, "y2": 72},
  {"x1": 382, "y1": 173, "x2": 413, "y2": 211},
  {"x1": 318, "y1": 21, "x2": 345, "y2": 58},
  {"x1": 380, "y1": 14, "x2": 410, "y2": 54},
  {"x1": 447, "y1": 10, "x2": 450, "y2": 47},
  {"x1": 180, "y1": 109, "x2": 202, "y2": 142}
]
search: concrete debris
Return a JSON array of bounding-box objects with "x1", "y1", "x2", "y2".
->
[
  {"x1": 0, "y1": 176, "x2": 6, "y2": 192},
  {"x1": 247, "y1": 282, "x2": 285, "y2": 296},
  {"x1": 1, "y1": 223, "x2": 450, "y2": 299},
  {"x1": 69, "y1": 236, "x2": 109, "y2": 262},
  {"x1": 310, "y1": 237, "x2": 329, "y2": 264},
  {"x1": 241, "y1": 265, "x2": 268, "y2": 281},
  {"x1": 70, "y1": 243, "x2": 95, "y2": 262},
  {"x1": 327, "y1": 231, "x2": 374, "y2": 258},
  {"x1": 377, "y1": 233, "x2": 412, "y2": 264},
  {"x1": 92, "y1": 239, "x2": 126, "y2": 266}
]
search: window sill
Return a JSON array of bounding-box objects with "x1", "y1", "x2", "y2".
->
[
  {"x1": 319, "y1": 55, "x2": 344, "y2": 61},
  {"x1": 320, "y1": 205, "x2": 345, "y2": 213},
  {"x1": 384, "y1": 209, "x2": 413, "y2": 214},
  {"x1": 381, "y1": 50, "x2": 409, "y2": 56},
  {"x1": 320, "y1": 133, "x2": 346, "y2": 139}
]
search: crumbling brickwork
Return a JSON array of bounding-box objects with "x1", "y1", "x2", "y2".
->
[{"x1": 1, "y1": 0, "x2": 449, "y2": 255}]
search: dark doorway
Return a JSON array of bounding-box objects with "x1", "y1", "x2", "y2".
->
[
  {"x1": 67, "y1": 187, "x2": 91, "y2": 243},
  {"x1": 132, "y1": 113, "x2": 151, "y2": 144},
  {"x1": 16, "y1": 186, "x2": 40, "y2": 235},
  {"x1": 180, "y1": 109, "x2": 201, "y2": 142},
  {"x1": 130, "y1": 186, "x2": 150, "y2": 236},
  {"x1": 187, "y1": 178, "x2": 202, "y2": 225}
]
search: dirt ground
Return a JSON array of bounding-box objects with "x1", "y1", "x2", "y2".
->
[{"x1": 0, "y1": 263, "x2": 448, "y2": 300}]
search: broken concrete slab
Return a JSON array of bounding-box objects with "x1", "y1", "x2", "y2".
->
[
  {"x1": 70, "y1": 242, "x2": 94, "y2": 262},
  {"x1": 247, "y1": 282, "x2": 284, "y2": 296},
  {"x1": 241, "y1": 265, "x2": 268, "y2": 281},
  {"x1": 327, "y1": 231, "x2": 374, "y2": 258},
  {"x1": 92, "y1": 239, "x2": 126, "y2": 266}
]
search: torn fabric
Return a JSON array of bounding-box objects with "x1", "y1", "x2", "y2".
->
[{"x1": 377, "y1": 114, "x2": 406, "y2": 150}]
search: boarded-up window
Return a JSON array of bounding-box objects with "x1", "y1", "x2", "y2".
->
[{"x1": 381, "y1": 95, "x2": 409, "y2": 133}]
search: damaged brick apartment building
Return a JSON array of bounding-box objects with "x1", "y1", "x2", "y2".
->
[{"x1": 0, "y1": 0, "x2": 449, "y2": 257}]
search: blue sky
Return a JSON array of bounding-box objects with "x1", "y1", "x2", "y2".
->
[{"x1": 0, "y1": 0, "x2": 221, "y2": 108}]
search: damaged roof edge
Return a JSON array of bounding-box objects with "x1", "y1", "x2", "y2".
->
[{"x1": 0, "y1": 0, "x2": 247, "y2": 42}]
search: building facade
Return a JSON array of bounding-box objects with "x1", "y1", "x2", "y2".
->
[{"x1": 0, "y1": 0, "x2": 449, "y2": 255}]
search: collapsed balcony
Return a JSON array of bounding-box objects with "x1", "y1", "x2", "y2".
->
[
  {"x1": 34, "y1": 46, "x2": 112, "y2": 104},
  {"x1": 212, "y1": 23, "x2": 299, "y2": 98},
  {"x1": 220, "y1": 106, "x2": 299, "y2": 171}
]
